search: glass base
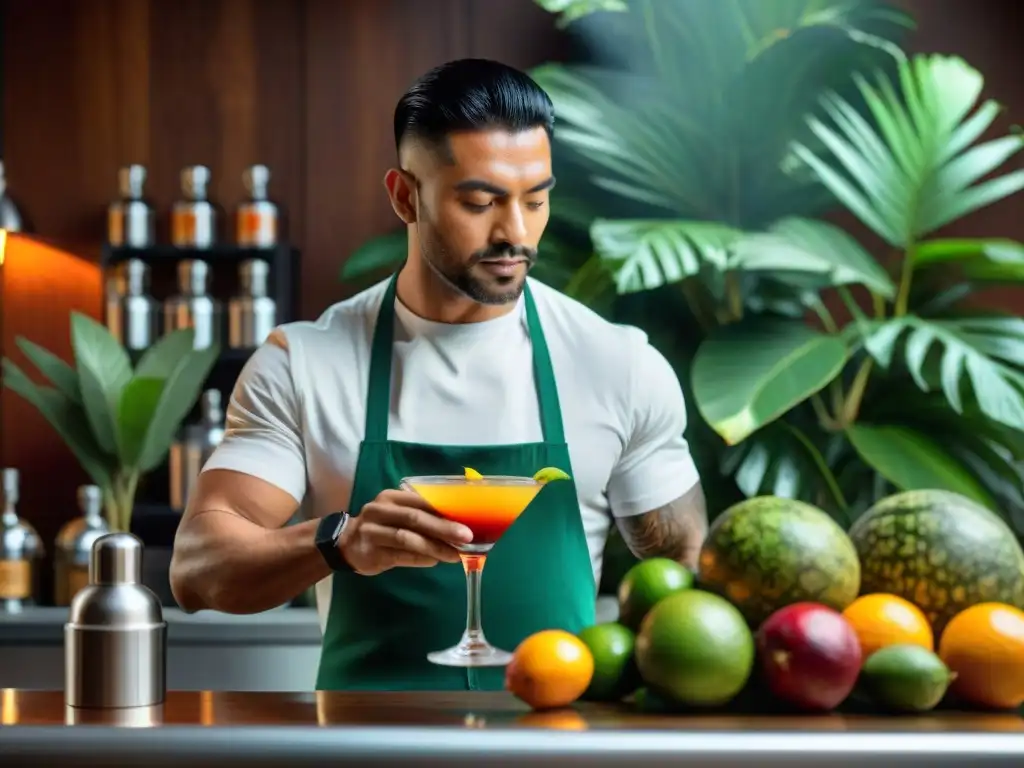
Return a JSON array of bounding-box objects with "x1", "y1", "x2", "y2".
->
[{"x1": 427, "y1": 633, "x2": 512, "y2": 668}]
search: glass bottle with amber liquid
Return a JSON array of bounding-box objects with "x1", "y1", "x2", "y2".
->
[
  {"x1": 54, "y1": 485, "x2": 111, "y2": 606},
  {"x1": 0, "y1": 468, "x2": 43, "y2": 612}
]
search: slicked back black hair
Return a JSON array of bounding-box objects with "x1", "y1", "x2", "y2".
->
[{"x1": 393, "y1": 58, "x2": 555, "y2": 158}]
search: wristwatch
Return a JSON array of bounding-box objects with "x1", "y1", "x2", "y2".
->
[{"x1": 315, "y1": 511, "x2": 353, "y2": 572}]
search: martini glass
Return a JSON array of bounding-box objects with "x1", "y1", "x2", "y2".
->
[{"x1": 402, "y1": 474, "x2": 543, "y2": 667}]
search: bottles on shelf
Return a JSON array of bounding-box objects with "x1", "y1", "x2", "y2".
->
[
  {"x1": 237, "y1": 165, "x2": 279, "y2": 248},
  {"x1": 0, "y1": 468, "x2": 43, "y2": 613},
  {"x1": 107, "y1": 164, "x2": 281, "y2": 248},
  {"x1": 107, "y1": 165, "x2": 155, "y2": 248},
  {"x1": 229, "y1": 258, "x2": 277, "y2": 348},
  {"x1": 169, "y1": 389, "x2": 226, "y2": 512},
  {"x1": 54, "y1": 485, "x2": 111, "y2": 607},
  {"x1": 171, "y1": 166, "x2": 217, "y2": 249},
  {"x1": 164, "y1": 259, "x2": 223, "y2": 350},
  {"x1": 105, "y1": 258, "x2": 160, "y2": 351}
]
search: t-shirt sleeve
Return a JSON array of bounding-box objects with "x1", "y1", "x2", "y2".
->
[
  {"x1": 606, "y1": 336, "x2": 701, "y2": 518},
  {"x1": 201, "y1": 330, "x2": 307, "y2": 504}
]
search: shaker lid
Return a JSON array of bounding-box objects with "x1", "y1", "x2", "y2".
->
[
  {"x1": 69, "y1": 532, "x2": 164, "y2": 627},
  {"x1": 91, "y1": 532, "x2": 143, "y2": 585}
]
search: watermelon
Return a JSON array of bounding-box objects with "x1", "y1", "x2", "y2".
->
[
  {"x1": 848, "y1": 489, "x2": 1024, "y2": 636},
  {"x1": 697, "y1": 496, "x2": 860, "y2": 627}
]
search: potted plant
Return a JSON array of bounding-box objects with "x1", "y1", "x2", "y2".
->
[{"x1": 1, "y1": 312, "x2": 219, "y2": 532}]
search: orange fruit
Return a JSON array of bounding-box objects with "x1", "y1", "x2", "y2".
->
[
  {"x1": 938, "y1": 602, "x2": 1024, "y2": 710},
  {"x1": 841, "y1": 593, "x2": 934, "y2": 659},
  {"x1": 505, "y1": 629, "x2": 594, "y2": 710}
]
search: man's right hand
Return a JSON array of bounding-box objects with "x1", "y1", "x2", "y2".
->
[{"x1": 337, "y1": 489, "x2": 474, "y2": 576}]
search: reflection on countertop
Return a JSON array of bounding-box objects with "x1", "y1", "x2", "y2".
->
[{"x1": 1, "y1": 690, "x2": 1024, "y2": 768}]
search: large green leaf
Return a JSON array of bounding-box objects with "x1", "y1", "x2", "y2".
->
[
  {"x1": 591, "y1": 219, "x2": 740, "y2": 293},
  {"x1": 69, "y1": 312, "x2": 132, "y2": 456},
  {"x1": 862, "y1": 315, "x2": 1024, "y2": 431},
  {"x1": 794, "y1": 54, "x2": 1024, "y2": 246},
  {"x1": 136, "y1": 345, "x2": 220, "y2": 471},
  {"x1": 14, "y1": 337, "x2": 81, "y2": 404},
  {"x1": 1, "y1": 358, "x2": 113, "y2": 488},
  {"x1": 730, "y1": 216, "x2": 896, "y2": 297},
  {"x1": 135, "y1": 328, "x2": 197, "y2": 378},
  {"x1": 691, "y1": 319, "x2": 849, "y2": 444},
  {"x1": 846, "y1": 423, "x2": 995, "y2": 508},
  {"x1": 117, "y1": 377, "x2": 166, "y2": 470},
  {"x1": 340, "y1": 230, "x2": 406, "y2": 282}
]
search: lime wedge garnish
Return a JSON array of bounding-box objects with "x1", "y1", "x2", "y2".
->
[
  {"x1": 533, "y1": 467, "x2": 571, "y2": 483},
  {"x1": 464, "y1": 467, "x2": 484, "y2": 481}
]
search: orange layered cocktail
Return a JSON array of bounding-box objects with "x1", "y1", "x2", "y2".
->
[
  {"x1": 402, "y1": 466, "x2": 570, "y2": 668},
  {"x1": 406, "y1": 479, "x2": 541, "y2": 549}
]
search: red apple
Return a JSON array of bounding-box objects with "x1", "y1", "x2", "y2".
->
[{"x1": 757, "y1": 602, "x2": 863, "y2": 711}]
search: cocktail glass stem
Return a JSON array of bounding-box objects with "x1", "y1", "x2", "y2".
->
[{"x1": 461, "y1": 554, "x2": 487, "y2": 649}]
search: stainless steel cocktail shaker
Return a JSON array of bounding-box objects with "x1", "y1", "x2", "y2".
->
[
  {"x1": 163, "y1": 259, "x2": 223, "y2": 350},
  {"x1": 228, "y1": 258, "x2": 277, "y2": 349},
  {"x1": 0, "y1": 468, "x2": 43, "y2": 612},
  {"x1": 105, "y1": 258, "x2": 160, "y2": 351},
  {"x1": 64, "y1": 532, "x2": 167, "y2": 709}
]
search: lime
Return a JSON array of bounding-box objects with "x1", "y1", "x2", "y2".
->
[
  {"x1": 533, "y1": 467, "x2": 571, "y2": 483},
  {"x1": 577, "y1": 623, "x2": 640, "y2": 702},
  {"x1": 860, "y1": 644, "x2": 955, "y2": 713},
  {"x1": 617, "y1": 557, "x2": 694, "y2": 631},
  {"x1": 635, "y1": 589, "x2": 754, "y2": 707},
  {"x1": 464, "y1": 467, "x2": 483, "y2": 481}
]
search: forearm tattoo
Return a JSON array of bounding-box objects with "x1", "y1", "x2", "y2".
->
[{"x1": 615, "y1": 483, "x2": 708, "y2": 570}]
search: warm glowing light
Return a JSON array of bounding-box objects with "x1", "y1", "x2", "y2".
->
[
  {"x1": 1, "y1": 688, "x2": 18, "y2": 725},
  {"x1": 0, "y1": 228, "x2": 8, "y2": 266}
]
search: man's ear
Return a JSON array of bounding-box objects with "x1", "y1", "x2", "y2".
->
[{"x1": 384, "y1": 168, "x2": 417, "y2": 224}]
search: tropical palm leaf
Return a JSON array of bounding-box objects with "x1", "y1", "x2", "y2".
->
[
  {"x1": 793, "y1": 54, "x2": 1024, "y2": 246},
  {"x1": 861, "y1": 315, "x2": 1024, "y2": 432},
  {"x1": 590, "y1": 219, "x2": 741, "y2": 293},
  {"x1": 729, "y1": 217, "x2": 896, "y2": 298},
  {"x1": 533, "y1": 0, "x2": 910, "y2": 231}
]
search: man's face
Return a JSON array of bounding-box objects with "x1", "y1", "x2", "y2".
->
[{"x1": 401, "y1": 127, "x2": 554, "y2": 305}]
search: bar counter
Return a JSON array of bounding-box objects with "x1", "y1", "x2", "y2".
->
[{"x1": 1, "y1": 690, "x2": 1023, "y2": 767}]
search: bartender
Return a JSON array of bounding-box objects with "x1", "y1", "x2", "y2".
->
[{"x1": 169, "y1": 58, "x2": 707, "y2": 691}]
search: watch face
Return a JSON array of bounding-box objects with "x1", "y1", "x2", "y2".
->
[{"x1": 331, "y1": 513, "x2": 347, "y2": 541}]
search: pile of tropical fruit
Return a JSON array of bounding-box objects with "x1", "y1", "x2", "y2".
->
[{"x1": 505, "y1": 490, "x2": 1024, "y2": 714}]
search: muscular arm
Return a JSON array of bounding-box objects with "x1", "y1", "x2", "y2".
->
[
  {"x1": 170, "y1": 469, "x2": 330, "y2": 615},
  {"x1": 169, "y1": 335, "x2": 325, "y2": 615},
  {"x1": 614, "y1": 483, "x2": 708, "y2": 570}
]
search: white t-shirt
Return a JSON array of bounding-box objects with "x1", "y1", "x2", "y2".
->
[{"x1": 203, "y1": 277, "x2": 700, "y2": 629}]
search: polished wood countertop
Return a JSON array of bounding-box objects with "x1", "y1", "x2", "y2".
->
[{"x1": 1, "y1": 690, "x2": 1023, "y2": 767}]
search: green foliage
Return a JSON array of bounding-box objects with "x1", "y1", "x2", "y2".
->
[{"x1": 2, "y1": 315, "x2": 219, "y2": 531}]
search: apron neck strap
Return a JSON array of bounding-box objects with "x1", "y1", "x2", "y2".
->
[{"x1": 364, "y1": 274, "x2": 565, "y2": 443}]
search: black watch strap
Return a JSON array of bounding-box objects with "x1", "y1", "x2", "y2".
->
[{"x1": 315, "y1": 511, "x2": 352, "y2": 572}]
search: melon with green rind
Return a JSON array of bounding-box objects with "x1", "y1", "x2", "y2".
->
[
  {"x1": 697, "y1": 496, "x2": 861, "y2": 627},
  {"x1": 848, "y1": 489, "x2": 1024, "y2": 636}
]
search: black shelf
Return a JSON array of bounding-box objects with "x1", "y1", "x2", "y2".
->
[{"x1": 104, "y1": 241, "x2": 301, "y2": 535}]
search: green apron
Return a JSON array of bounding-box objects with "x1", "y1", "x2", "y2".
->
[{"x1": 315, "y1": 275, "x2": 596, "y2": 691}]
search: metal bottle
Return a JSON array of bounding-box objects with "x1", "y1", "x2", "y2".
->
[
  {"x1": 228, "y1": 259, "x2": 277, "y2": 348},
  {"x1": 236, "y1": 165, "x2": 278, "y2": 248},
  {"x1": 0, "y1": 468, "x2": 43, "y2": 613},
  {"x1": 105, "y1": 258, "x2": 160, "y2": 351},
  {"x1": 163, "y1": 259, "x2": 222, "y2": 349},
  {"x1": 65, "y1": 532, "x2": 167, "y2": 709},
  {"x1": 169, "y1": 389, "x2": 226, "y2": 511},
  {"x1": 107, "y1": 165, "x2": 155, "y2": 248},
  {"x1": 171, "y1": 165, "x2": 216, "y2": 248},
  {"x1": 54, "y1": 485, "x2": 111, "y2": 607}
]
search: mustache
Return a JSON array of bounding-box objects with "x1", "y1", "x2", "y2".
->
[{"x1": 471, "y1": 244, "x2": 537, "y2": 264}]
